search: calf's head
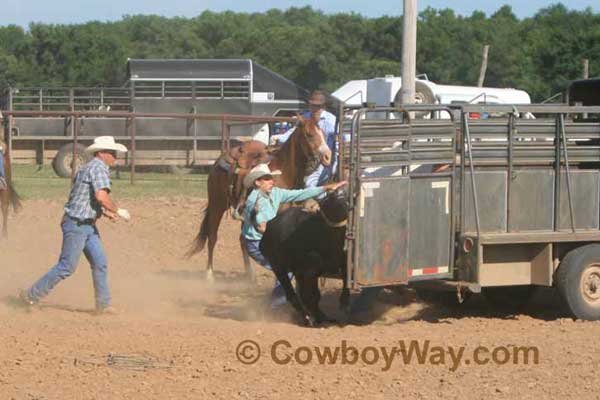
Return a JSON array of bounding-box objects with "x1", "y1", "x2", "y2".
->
[{"x1": 319, "y1": 187, "x2": 349, "y2": 227}]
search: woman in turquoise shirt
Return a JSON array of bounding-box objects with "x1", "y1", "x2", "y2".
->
[{"x1": 241, "y1": 163, "x2": 347, "y2": 308}]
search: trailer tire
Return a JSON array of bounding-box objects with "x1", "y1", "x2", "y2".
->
[
  {"x1": 52, "y1": 143, "x2": 90, "y2": 178},
  {"x1": 482, "y1": 285, "x2": 534, "y2": 311},
  {"x1": 557, "y1": 244, "x2": 600, "y2": 321}
]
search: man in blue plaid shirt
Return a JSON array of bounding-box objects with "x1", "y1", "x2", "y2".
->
[{"x1": 21, "y1": 136, "x2": 131, "y2": 314}]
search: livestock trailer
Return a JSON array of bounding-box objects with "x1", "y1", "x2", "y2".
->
[
  {"x1": 342, "y1": 103, "x2": 600, "y2": 320},
  {"x1": 0, "y1": 59, "x2": 308, "y2": 176}
]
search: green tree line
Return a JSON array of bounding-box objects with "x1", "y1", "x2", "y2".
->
[{"x1": 0, "y1": 4, "x2": 598, "y2": 101}]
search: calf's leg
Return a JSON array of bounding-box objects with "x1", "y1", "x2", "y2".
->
[
  {"x1": 299, "y1": 267, "x2": 335, "y2": 324},
  {"x1": 272, "y1": 266, "x2": 315, "y2": 326}
]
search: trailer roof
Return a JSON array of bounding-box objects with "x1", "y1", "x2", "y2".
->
[
  {"x1": 127, "y1": 59, "x2": 310, "y2": 101},
  {"x1": 128, "y1": 59, "x2": 252, "y2": 81}
]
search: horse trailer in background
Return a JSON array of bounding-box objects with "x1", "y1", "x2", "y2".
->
[
  {"x1": 0, "y1": 59, "x2": 308, "y2": 177},
  {"x1": 341, "y1": 103, "x2": 600, "y2": 320}
]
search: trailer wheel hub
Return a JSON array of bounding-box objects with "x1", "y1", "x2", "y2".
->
[
  {"x1": 63, "y1": 153, "x2": 85, "y2": 171},
  {"x1": 581, "y1": 265, "x2": 600, "y2": 305}
]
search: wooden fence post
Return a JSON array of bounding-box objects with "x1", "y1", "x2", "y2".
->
[{"x1": 129, "y1": 116, "x2": 136, "y2": 185}]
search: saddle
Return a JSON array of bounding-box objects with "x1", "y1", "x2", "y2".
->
[{"x1": 216, "y1": 140, "x2": 271, "y2": 220}]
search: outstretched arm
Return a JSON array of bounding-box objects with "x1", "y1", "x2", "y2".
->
[{"x1": 278, "y1": 181, "x2": 348, "y2": 203}]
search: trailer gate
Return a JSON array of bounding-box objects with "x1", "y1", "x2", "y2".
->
[{"x1": 345, "y1": 106, "x2": 457, "y2": 287}]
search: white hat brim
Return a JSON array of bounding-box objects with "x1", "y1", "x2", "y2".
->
[
  {"x1": 243, "y1": 169, "x2": 282, "y2": 189},
  {"x1": 85, "y1": 142, "x2": 128, "y2": 154}
]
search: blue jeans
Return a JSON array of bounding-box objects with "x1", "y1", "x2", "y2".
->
[
  {"x1": 28, "y1": 215, "x2": 110, "y2": 308},
  {"x1": 0, "y1": 151, "x2": 5, "y2": 177},
  {"x1": 243, "y1": 237, "x2": 291, "y2": 302}
]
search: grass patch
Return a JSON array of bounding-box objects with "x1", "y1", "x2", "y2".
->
[{"x1": 11, "y1": 164, "x2": 208, "y2": 200}]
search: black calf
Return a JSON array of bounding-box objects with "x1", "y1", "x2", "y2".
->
[{"x1": 260, "y1": 189, "x2": 348, "y2": 326}]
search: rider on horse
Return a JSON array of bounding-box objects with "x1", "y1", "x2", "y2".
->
[{"x1": 272, "y1": 90, "x2": 338, "y2": 189}]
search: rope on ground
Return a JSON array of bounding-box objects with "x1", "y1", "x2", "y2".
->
[{"x1": 74, "y1": 352, "x2": 174, "y2": 372}]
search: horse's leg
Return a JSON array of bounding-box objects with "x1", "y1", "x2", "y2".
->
[
  {"x1": 1, "y1": 190, "x2": 8, "y2": 238},
  {"x1": 196, "y1": 165, "x2": 229, "y2": 283},
  {"x1": 239, "y1": 231, "x2": 255, "y2": 282},
  {"x1": 205, "y1": 203, "x2": 227, "y2": 283}
]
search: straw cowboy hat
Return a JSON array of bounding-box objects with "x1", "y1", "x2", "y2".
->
[
  {"x1": 85, "y1": 136, "x2": 128, "y2": 154},
  {"x1": 243, "y1": 163, "x2": 282, "y2": 189}
]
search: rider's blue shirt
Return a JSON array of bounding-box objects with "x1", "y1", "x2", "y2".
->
[{"x1": 241, "y1": 186, "x2": 325, "y2": 241}]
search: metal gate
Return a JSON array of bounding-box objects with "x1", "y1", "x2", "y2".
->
[{"x1": 344, "y1": 106, "x2": 457, "y2": 288}]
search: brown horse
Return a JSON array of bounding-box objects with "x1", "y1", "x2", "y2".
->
[
  {"x1": 1, "y1": 149, "x2": 22, "y2": 237},
  {"x1": 187, "y1": 115, "x2": 331, "y2": 282}
]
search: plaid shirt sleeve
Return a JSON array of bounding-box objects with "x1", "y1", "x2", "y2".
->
[{"x1": 90, "y1": 163, "x2": 111, "y2": 193}]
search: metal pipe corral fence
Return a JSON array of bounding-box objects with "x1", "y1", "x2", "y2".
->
[{"x1": 2, "y1": 110, "x2": 295, "y2": 183}]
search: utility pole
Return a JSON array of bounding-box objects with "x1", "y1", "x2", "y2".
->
[
  {"x1": 582, "y1": 59, "x2": 590, "y2": 118},
  {"x1": 400, "y1": 0, "x2": 417, "y2": 105},
  {"x1": 477, "y1": 45, "x2": 490, "y2": 87}
]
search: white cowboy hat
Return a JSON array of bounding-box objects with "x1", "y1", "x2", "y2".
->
[
  {"x1": 243, "y1": 163, "x2": 282, "y2": 189},
  {"x1": 85, "y1": 136, "x2": 128, "y2": 154}
]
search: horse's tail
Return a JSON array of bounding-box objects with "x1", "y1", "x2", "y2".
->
[
  {"x1": 2, "y1": 151, "x2": 22, "y2": 212},
  {"x1": 7, "y1": 182, "x2": 22, "y2": 213},
  {"x1": 185, "y1": 206, "x2": 210, "y2": 258}
]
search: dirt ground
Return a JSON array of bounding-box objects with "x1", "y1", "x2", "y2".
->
[{"x1": 1, "y1": 198, "x2": 599, "y2": 400}]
